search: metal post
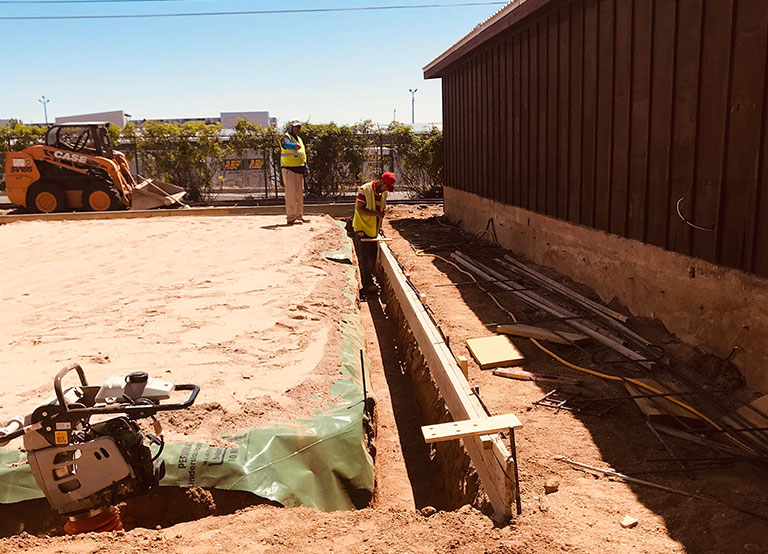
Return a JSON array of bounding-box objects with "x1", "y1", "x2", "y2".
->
[
  {"x1": 509, "y1": 427, "x2": 522, "y2": 515},
  {"x1": 409, "y1": 89, "x2": 418, "y2": 125},
  {"x1": 38, "y1": 96, "x2": 50, "y2": 125}
]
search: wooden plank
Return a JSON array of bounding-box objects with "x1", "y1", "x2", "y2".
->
[
  {"x1": 667, "y1": 0, "x2": 702, "y2": 255},
  {"x1": 537, "y1": 17, "x2": 547, "y2": 214},
  {"x1": 627, "y1": 0, "x2": 653, "y2": 242},
  {"x1": 568, "y1": 0, "x2": 584, "y2": 223},
  {"x1": 513, "y1": 32, "x2": 523, "y2": 206},
  {"x1": 496, "y1": 323, "x2": 590, "y2": 345},
  {"x1": 378, "y1": 243, "x2": 518, "y2": 520},
  {"x1": 716, "y1": 1, "x2": 768, "y2": 270},
  {"x1": 610, "y1": 0, "x2": 632, "y2": 237},
  {"x1": 546, "y1": 12, "x2": 558, "y2": 217},
  {"x1": 529, "y1": 24, "x2": 539, "y2": 211},
  {"x1": 624, "y1": 379, "x2": 702, "y2": 428},
  {"x1": 691, "y1": 0, "x2": 734, "y2": 262},
  {"x1": 422, "y1": 414, "x2": 523, "y2": 444},
  {"x1": 466, "y1": 335, "x2": 525, "y2": 369},
  {"x1": 580, "y1": 0, "x2": 598, "y2": 228},
  {"x1": 491, "y1": 44, "x2": 502, "y2": 203},
  {"x1": 645, "y1": 0, "x2": 676, "y2": 249},
  {"x1": 557, "y1": 4, "x2": 571, "y2": 220},
  {"x1": 457, "y1": 355, "x2": 469, "y2": 379},
  {"x1": 499, "y1": 41, "x2": 509, "y2": 204},
  {"x1": 594, "y1": 0, "x2": 614, "y2": 232}
]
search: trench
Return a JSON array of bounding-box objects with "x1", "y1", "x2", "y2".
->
[{"x1": 374, "y1": 267, "x2": 489, "y2": 514}]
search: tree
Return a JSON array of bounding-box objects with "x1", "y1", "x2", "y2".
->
[
  {"x1": 122, "y1": 121, "x2": 226, "y2": 202},
  {"x1": 300, "y1": 121, "x2": 374, "y2": 197},
  {"x1": 0, "y1": 122, "x2": 46, "y2": 190},
  {"x1": 388, "y1": 123, "x2": 443, "y2": 198}
]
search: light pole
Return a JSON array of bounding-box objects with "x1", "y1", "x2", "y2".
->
[
  {"x1": 38, "y1": 96, "x2": 50, "y2": 125},
  {"x1": 409, "y1": 88, "x2": 418, "y2": 125}
]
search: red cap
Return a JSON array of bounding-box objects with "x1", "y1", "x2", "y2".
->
[{"x1": 381, "y1": 172, "x2": 396, "y2": 191}]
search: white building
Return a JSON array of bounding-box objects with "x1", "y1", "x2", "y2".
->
[
  {"x1": 55, "y1": 110, "x2": 131, "y2": 127},
  {"x1": 220, "y1": 111, "x2": 275, "y2": 129}
]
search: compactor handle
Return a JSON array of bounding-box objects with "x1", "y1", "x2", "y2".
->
[
  {"x1": 54, "y1": 363, "x2": 89, "y2": 413},
  {"x1": 0, "y1": 418, "x2": 25, "y2": 447}
]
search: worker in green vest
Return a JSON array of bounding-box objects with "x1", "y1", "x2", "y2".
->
[
  {"x1": 352, "y1": 172, "x2": 396, "y2": 297},
  {"x1": 280, "y1": 120, "x2": 310, "y2": 225}
]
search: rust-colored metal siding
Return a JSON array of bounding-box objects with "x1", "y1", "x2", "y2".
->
[{"x1": 440, "y1": 0, "x2": 768, "y2": 277}]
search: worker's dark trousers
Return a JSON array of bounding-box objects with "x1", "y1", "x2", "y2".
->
[{"x1": 354, "y1": 233, "x2": 378, "y2": 288}]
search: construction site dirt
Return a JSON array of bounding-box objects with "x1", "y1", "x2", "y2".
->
[{"x1": 1, "y1": 206, "x2": 767, "y2": 553}]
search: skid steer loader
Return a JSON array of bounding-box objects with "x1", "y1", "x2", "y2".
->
[{"x1": 4, "y1": 123, "x2": 186, "y2": 213}]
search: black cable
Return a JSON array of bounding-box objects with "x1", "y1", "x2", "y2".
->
[{"x1": 0, "y1": 2, "x2": 507, "y2": 19}]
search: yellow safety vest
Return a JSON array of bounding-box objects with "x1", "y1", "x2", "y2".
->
[
  {"x1": 280, "y1": 134, "x2": 307, "y2": 167},
  {"x1": 353, "y1": 182, "x2": 388, "y2": 238}
]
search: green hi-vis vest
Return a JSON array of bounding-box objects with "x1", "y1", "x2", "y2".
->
[
  {"x1": 280, "y1": 134, "x2": 307, "y2": 167},
  {"x1": 353, "y1": 182, "x2": 388, "y2": 238}
]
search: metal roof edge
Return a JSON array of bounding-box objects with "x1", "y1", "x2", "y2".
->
[{"x1": 423, "y1": 0, "x2": 554, "y2": 78}]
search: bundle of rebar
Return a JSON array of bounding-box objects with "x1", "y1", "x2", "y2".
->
[{"x1": 450, "y1": 249, "x2": 768, "y2": 461}]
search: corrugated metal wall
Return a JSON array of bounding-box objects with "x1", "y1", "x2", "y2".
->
[{"x1": 442, "y1": 0, "x2": 768, "y2": 277}]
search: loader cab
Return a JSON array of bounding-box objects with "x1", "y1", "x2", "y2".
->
[{"x1": 45, "y1": 123, "x2": 114, "y2": 159}]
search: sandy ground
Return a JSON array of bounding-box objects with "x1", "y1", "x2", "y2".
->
[
  {"x1": 0, "y1": 214, "x2": 351, "y2": 445},
  {"x1": 2, "y1": 206, "x2": 768, "y2": 554}
]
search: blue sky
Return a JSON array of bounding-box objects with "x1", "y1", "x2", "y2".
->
[{"x1": 1, "y1": 1, "x2": 504, "y2": 126}]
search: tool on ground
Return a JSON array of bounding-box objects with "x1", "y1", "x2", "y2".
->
[
  {"x1": 0, "y1": 363, "x2": 199, "y2": 533},
  {"x1": 4, "y1": 123, "x2": 187, "y2": 213},
  {"x1": 493, "y1": 367, "x2": 583, "y2": 385}
]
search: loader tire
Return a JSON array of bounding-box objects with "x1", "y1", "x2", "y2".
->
[
  {"x1": 82, "y1": 184, "x2": 122, "y2": 212},
  {"x1": 26, "y1": 182, "x2": 67, "y2": 214}
]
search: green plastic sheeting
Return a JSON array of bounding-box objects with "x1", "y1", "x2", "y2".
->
[
  {"x1": 0, "y1": 224, "x2": 375, "y2": 511},
  {"x1": 0, "y1": 449, "x2": 42, "y2": 504}
]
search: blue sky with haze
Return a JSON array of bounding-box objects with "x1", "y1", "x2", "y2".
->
[{"x1": 1, "y1": 1, "x2": 504, "y2": 126}]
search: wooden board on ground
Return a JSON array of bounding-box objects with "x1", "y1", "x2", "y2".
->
[
  {"x1": 731, "y1": 394, "x2": 768, "y2": 428},
  {"x1": 496, "y1": 323, "x2": 590, "y2": 346},
  {"x1": 466, "y1": 335, "x2": 525, "y2": 369},
  {"x1": 422, "y1": 414, "x2": 523, "y2": 443},
  {"x1": 624, "y1": 379, "x2": 703, "y2": 428}
]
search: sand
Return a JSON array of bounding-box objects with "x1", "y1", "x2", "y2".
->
[{"x1": 0, "y1": 214, "x2": 352, "y2": 446}]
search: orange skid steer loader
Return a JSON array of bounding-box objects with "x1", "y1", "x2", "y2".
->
[{"x1": 4, "y1": 123, "x2": 186, "y2": 213}]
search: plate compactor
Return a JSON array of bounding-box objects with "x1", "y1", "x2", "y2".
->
[{"x1": 0, "y1": 364, "x2": 199, "y2": 534}]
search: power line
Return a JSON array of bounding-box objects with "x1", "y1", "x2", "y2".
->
[{"x1": 0, "y1": 1, "x2": 506, "y2": 19}]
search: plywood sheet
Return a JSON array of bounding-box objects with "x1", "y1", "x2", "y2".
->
[{"x1": 466, "y1": 335, "x2": 525, "y2": 369}]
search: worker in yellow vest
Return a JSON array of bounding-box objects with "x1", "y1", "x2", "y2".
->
[
  {"x1": 352, "y1": 172, "x2": 396, "y2": 297},
  {"x1": 280, "y1": 120, "x2": 310, "y2": 225}
]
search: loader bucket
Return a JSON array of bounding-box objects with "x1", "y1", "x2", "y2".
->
[{"x1": 130, "y1": 179, "x2": 187, "y2": 210}]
